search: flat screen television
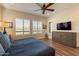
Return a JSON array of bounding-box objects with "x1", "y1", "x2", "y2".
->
[{"x1": 57, "y1": 21, "x2": 71, "y2": 30}]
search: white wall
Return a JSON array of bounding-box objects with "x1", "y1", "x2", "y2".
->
[
  {"x1": 1, "y1": 7, "x2": 47, "y2": 40},
  {"x1": 48, "y1": 4, "x2": 79, "y2": 32},
  {"x1": 47, "y1": 3, "x2": 79, "y2": 47},
  {"x1": 0, "y1": 5, "x2": 3, "y2": 31}
]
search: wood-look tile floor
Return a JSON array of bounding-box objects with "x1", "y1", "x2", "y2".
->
[{"x1": 41, "y1": 38, "x2": 79, "y2": 56}]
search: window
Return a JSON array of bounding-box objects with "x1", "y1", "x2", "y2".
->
[
  {"x1": 49, "y1": 22, "x2": 53, "y2": 33},
  {"x1": 24, "y1": 20, "x2": 30, "y2": 34},
  {"x1": 32, "y1": 21, "x2": 38, "y2": 34},
  {"x1": 16, "y1": 19, "x2": 43, "y2": 35},
  {"x1": 16, "y1": 19, "x2": 30, "y2": 35},
  {"x1": 32, "y1": 20, "x2": 42, "y2": 34},
  {"x1": 38, "y1": 21, "x2": 42, "y2": 33},
  {"x1": 16, "y1": 19, "x2": 23, "y2": 35}
]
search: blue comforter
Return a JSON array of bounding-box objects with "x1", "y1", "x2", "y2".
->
[{"x1": 6, "y1": 37, "x2": 55, "y2": 56}]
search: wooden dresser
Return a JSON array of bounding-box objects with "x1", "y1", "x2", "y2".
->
[{"x1": 52, "y1": 31, "x2": 77, "y2": 48}]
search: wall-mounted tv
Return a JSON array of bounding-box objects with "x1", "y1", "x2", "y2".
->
[{"x1": 57, "y1": 21, "x2": 71, "y2": 30}]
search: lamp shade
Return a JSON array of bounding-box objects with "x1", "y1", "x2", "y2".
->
[
  {"x1": 0, "y1": 21, "x2": 2, "y2": 27},
  {"x1": 0, "y1": 21, "x2": 12, "y2": 28},
  {"x1": 2, "y1": 22, "x2": 10, "y2": 28}
]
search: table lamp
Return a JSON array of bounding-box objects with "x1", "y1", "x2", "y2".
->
[
  {"x1": 0, "y1": 21, "x2": 13, "y2": 34},
  {"x1": 3, "y1": 21, "x2": 12, "y2": 34}
]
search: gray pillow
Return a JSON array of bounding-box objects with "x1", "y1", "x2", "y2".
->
[
  {"x1": 3, "y1": 34, "x2": 11, "y2": 48},
  {"x1": 0, "y1": 43, "x2": 5, "y2": 55},
  {"x1": 0, "y1": 32, "x2": 11, "y2": 52}
]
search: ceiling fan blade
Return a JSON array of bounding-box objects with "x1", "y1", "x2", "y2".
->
[
  {"x1": 36, "y1": 3, "x2": 42, "y2": 8},
  {"x1": 46, "y1": 9, "x2": 54, "y2": 11},
  {"x1": 42, "y1": 10, "x2": 45, "y2": 14},
  {"x1": 34, "y1": 9, "x2": 42, "y2": 11},
  {"x1": 45, "y1": 3, "x2": 54, "y2": 9}
]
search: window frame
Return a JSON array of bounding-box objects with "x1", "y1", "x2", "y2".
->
[
  {"x1": 37, "y1": 21, "x2": 43, "y2": 33},
  {"x1": 15, "y1": 19, "x2": 43, "y2": 35},
  {"x1": 15, "y1": 19, "x2": 30, "y2": 35},
  {"x1": 49, "y1": 22, "x2": 53, "y2": 33},
  {"x1": 23, "y1": 20, "x2": 30, "y2": 34},
  {"x1": 32, "y1": 20, "x2": 43, "y2": 34}
]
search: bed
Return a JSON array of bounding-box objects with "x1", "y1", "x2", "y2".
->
[{"x1": 0, "y1": 32, "x2": 55, "y2": 56}]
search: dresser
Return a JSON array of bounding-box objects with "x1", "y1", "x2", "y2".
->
[{"x1": 52, "y1": 31, "x2": 77, "y2": 47}]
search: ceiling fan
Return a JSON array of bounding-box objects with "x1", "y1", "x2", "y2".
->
[{"x1": 35, "y1": 3, "x2": 55, "y2": 14}]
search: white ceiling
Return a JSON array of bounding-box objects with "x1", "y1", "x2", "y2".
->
[
  {"x1": 1, "y1": 3, "x2": 79, "y2": 18},
  {"x1": 1, "y1": 3, "x2": 55, "y2": 18}
]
